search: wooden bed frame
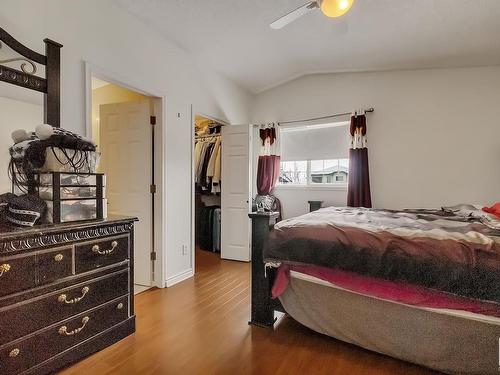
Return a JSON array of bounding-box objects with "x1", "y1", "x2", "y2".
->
[{"x1": 248, "y1": 211, "x2": 283, "y2": 327}]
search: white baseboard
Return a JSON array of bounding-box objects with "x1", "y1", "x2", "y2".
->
[{"x1": 166, "y1": 269, "x2": 194, "y2": 287}]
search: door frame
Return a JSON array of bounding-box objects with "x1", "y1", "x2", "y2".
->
[
  {"x1": 190, "y1": 108, "x2": 229, "y2": 275},
  {"x1": 85, "y1": 61, "x2": 166, "y2": 288}
]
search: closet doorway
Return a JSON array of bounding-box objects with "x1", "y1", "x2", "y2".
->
[
  {"x1": 87, "y1": 70, "x2": 164, "y2": 294},
  {"x1": 192, "y1": 115, "x2": 252, "y2": 272},
  {"x1": 193, "y1": 115, "x2": 224, "y2": 266}
]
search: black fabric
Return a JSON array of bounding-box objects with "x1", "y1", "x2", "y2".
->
[
  {"x1": 0, "y1": 193, "x2": 16, "y2": 223},
  {"x1": 198, "y1": 205, "x2": 220, "y2": 251},
  {"x1": 0, "y1": 194, "x2": 47, "y2": 227},
  {"x1": 199, "y1": 143, "x2": 214, "y2": 191}
]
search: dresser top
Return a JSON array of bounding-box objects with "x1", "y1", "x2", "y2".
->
[{"x1": 0, "y1": 216, "x2": 138, "y2": 241}]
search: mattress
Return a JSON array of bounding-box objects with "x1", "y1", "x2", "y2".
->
[{"x1": 280, "y1": 270, "x2": 500, "y2": 375}]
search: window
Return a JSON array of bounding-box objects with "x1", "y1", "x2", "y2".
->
[
  {"x1": 279, "y1": 161, "x2": 307, "y2": 185},
  {"x1": 278, "y1": 121, "x2": 350, "y2": 187},
  {"x1": 279, "y1": 158, "x2": 349, "y2": 186}
]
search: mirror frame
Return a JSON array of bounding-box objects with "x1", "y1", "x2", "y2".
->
[{"x1": 0, "y1": 27, "x2": 62, "y2": 127}]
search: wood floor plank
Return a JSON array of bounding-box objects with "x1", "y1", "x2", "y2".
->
[{"x1": 59, "y1": 249, "x2": 438, "y2": 375}]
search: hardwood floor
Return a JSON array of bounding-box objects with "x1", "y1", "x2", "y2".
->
[{"x1": 60, "y1": 250, "x2": 437, "y2": 375}]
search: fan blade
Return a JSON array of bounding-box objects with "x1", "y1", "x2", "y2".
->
[{"x1": 270, "y1": 1, "x2": 318, "y2": 30}]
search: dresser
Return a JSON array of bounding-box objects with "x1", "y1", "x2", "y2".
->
[{"x1": 0, "y1": 217, "x2": 136, "y2": 374}]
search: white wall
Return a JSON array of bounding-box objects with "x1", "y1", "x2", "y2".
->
[
  {"x1": 252, "y1": 66, "x2": 500, "y2": 217},
  {"x1": 0, "y1": 97, "x2": 43, "y2": 193},
  {"x1": 0, "y1": 0, "x2": 253, "y2": 285}
]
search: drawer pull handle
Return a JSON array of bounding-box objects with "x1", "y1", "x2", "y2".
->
[
  {"x1": 58, "y1": 286, "x2": 90, "y2": 304},
  {"x1": 54, "y1": 253, "x2": 64, "y2": 262},
  {"x1": 0, "y1": 263, "x2": 10, "y2": 277},
  {"x1": 58, "y1": 316, "x2": 90, "y2": 336},
  {"x1": 9, "y1": 348, "x2": 20, "y2": 358},
  {"x1": 117, "y1": 302, "x2": 124, "y2": 310},
  {"x1": 92, "y1": 240, "x2": 118, "y2": 255}
]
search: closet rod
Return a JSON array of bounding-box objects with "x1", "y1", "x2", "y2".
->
[
  {"x1": 195, "y1": 133, "x2": 221, "y2": 140},
  {"x1": 278, "y1": 107, "x2": 374, "y2": 125}
]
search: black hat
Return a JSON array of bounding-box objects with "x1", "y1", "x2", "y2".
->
[{"x1": 7, "y1": 194, "x2": 47, "y2": 227}]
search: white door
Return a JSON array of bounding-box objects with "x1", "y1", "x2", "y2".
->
[
  {"x1": 99, "y1": 100, "x2": 152, "y2": 286},
  {"x1": 221, "y1": 125, "x2": 251, "y2": 261}
]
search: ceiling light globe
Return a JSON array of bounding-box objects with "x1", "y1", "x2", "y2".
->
[{"x1": 320, "y1": 0, "x2": 354, "y2": 18}]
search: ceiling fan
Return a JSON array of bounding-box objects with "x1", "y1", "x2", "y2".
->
[{"x1": 270, "y1": 0, "x2": 354, "y2": 29}]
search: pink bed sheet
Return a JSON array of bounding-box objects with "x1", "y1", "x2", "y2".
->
[{"x1": 272, "y1": 264, "x2": 500, "y2": 318}]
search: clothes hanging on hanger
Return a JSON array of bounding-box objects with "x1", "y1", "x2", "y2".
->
[{"x1": 194, "y1": 135, "x2": 221, "y2": 194}]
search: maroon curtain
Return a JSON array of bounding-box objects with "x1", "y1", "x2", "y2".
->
[
  {"x1": 256, "y1": 155, "x2": 280, "y2": 195},
  {"x1": 347, "y1": 114, "x2": 372, "y2": 208}
]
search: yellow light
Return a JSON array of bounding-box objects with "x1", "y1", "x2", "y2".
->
[{"x1": 320, "y1": 0, "x2": 354, "y2": 18}]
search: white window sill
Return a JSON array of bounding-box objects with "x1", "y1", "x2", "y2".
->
[{"x1": 274, "y1": 184, "x2": 348, "y2": 191}]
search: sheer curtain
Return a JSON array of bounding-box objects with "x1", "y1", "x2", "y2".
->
[{"x1": 347, "y1": 113, "x2": 372, "y2": 208}]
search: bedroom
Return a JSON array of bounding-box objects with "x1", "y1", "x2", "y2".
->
[{"x1": 0, "y1": 1, "x2": 499, "y2": 374}]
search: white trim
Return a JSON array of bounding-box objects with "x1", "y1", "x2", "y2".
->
[
  {"x1": 190, "y1": 106, "x2": 196, "y2": 277},
  {"x1": 84, "y1": 61, "x2": 166, "y2": 289},
  {"x1": 166, "y1": 269, "x2": 194, "y2": 287},
  {"x1": 8, "y1": 207, "x2": 42, "y2": 218}
]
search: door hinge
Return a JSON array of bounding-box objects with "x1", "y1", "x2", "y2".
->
[
  {"x1": 150, "y1": 116, "x2": 156, "y2": 126},
  {"x1": 150, "y1": 184, "x2": 156, "y2": 194},
  {"x1": 150, "y1": 251, "x2": 157, "y2": 261}
]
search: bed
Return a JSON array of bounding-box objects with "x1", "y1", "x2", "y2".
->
[{"x1": 248, "y1": 207, "x2": 500, "y2": 375}]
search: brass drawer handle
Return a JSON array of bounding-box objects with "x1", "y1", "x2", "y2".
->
[
  {"x1": 0, "y1": 263, "x2": 10, "y2": 277},
  {"x1": 92, "y1": 240, "x2": 118, "y2": 255},
  {"x1": 58, "y1": 286, "x2": 90, "y2": 304},
  {"x1": 9, "y1": 348, "x2": 20, "y2": 358},
  {"x1": 54, "y1": 253, "x2": 64, "y2": 262},
  {"x1": 58, "y1": 316, "x2": 90, "y2": 336}
]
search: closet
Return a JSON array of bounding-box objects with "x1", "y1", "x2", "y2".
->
[{"x1": 194, "y1": 116, "x2": 223, "y2": 254}]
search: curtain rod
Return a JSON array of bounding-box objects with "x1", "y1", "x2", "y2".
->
[{"x1": 277, "y1": 107, "x2": 374, "y2": 126}]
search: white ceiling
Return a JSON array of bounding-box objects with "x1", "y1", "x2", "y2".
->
[
  {"x1": 114, "y1": 0, "x2": 500, "y2": 93},
  {"x1": 91, "y1": 77, "x2": 111, "y2": 90}
]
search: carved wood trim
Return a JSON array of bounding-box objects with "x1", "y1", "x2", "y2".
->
[
  {"x1": 0, "y1": 222, "x2": 134, "y2": 254},
  {"x1": 0, "y1": 64, "x2": 47, "y2": 92}
]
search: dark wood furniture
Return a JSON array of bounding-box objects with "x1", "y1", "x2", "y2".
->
[
  {"x1": 307, "y1": 200, "x2": 323, "y2": 212},
  {"x1": 0, "y1": 26, "x2": 62, "y2": 127},
  {"x1": 248, "y1": 212, "x2": 283, "y2": 328},
  {"x1": 0, "y1": 217, "x2": 136, "y2": 374}
]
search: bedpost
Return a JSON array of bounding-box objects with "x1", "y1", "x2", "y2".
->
[{"x1": 248, "y1": 211, "x2": 279, "y2": 328}]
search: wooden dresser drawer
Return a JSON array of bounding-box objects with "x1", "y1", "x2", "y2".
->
[
  {"x1": 0, "y1": 255, "x2": 36, "y2": 297},
  {"x1": 0, "y1": 296, "x2": 129, "y2": 375},
  {"x1": 37, "y1": 248, "x2": 73, "y2": 285},
  {"x1": 0, "y1": 269, "x2": 129, "y2": 345},
  {"x1": 75, "y1": 235, "x2": 129, "y2": 274}
]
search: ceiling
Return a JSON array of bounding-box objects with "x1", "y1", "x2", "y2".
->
[
  {"x1": 91, "y1": 77, "x2": 111, "y2": 90},
  {"x1": 114, "y1": 0, "x2": 500, "y2": 93}
]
